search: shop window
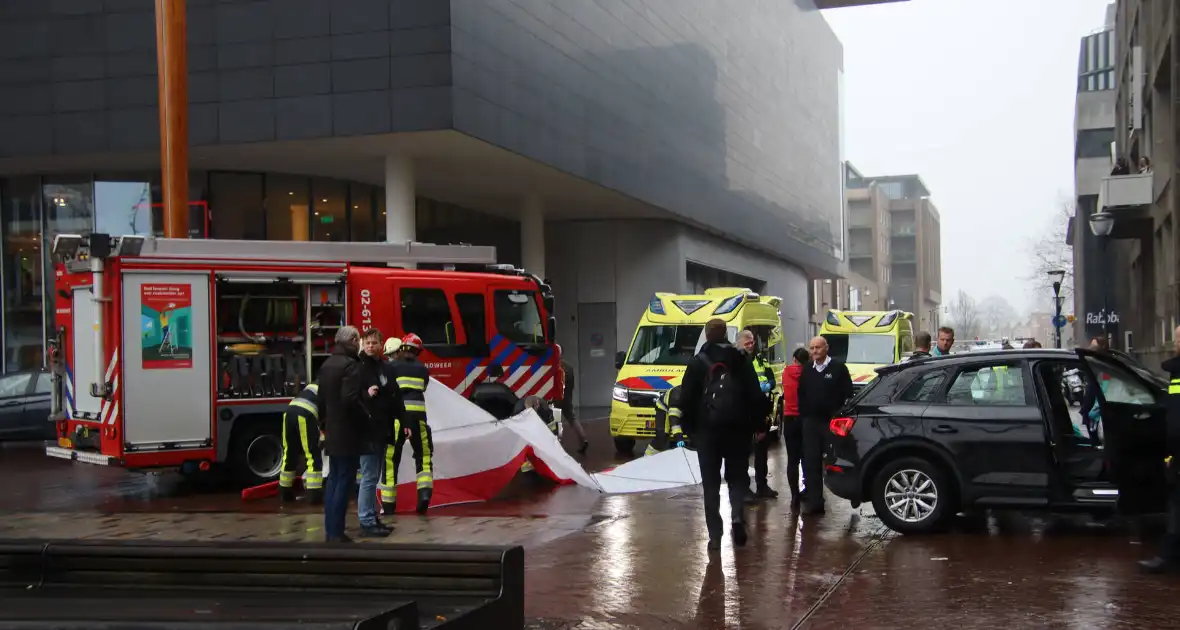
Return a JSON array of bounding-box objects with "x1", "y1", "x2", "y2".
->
[
  {"x1": 149, "y1": 172, "x2": 210, "y2": 238},
  {"x1": 312, "y1": 179, "x2": 347, "y2": 242},
  {"x1": 350, "y1": 184, "x2": 375, "y2": 241},
  {"x1": 2, "y1": 177, "x2": 45, "y2": 372},
  {"x1": 209, "y1": 172, "x2": 264, "y2": 240},
  {"x1": 94, "y1": 178, "x2": 154, "y2": 236},
  {"x1": 265, "y1": 174, "x2": 310, "y2": 241},
  {"x1": 43, "y1": 178, "x2": 94, "y2": 236}
]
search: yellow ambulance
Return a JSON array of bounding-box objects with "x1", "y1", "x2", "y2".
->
[
  {"x1": 818, "y1": 309, "x2": 914, "y2": 390},
  {"x1": 609, "y1": 288, "x2": 785, "y2": 455}
]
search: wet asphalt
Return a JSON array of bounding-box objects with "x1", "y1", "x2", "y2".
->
[{"x1": 3, "y1": 415, "x2": 1179, "y2": 628}]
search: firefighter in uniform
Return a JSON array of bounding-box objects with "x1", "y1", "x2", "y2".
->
[
  {"x1": 645, "y1": 385, "x2": 686, "y2": 456},
  {"x1": 278, "y1": 383, "x2": 324, "y2": 504},
  {"x1": 382, "y1": 333, "x2": 435, "y2": 515},
  {"x1": 1141, "y1": 327, "x2": 1180, "y2": 573}
]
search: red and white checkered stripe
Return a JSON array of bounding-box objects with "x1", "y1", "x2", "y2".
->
[
  {"x1": 100, "y1": 350, "x2": 120, "y2": 425},
  {"x1": 456, "y1": 364, "x2": 554, "y2": 399}
]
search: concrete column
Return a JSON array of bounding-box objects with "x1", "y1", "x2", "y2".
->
[
  {"x1": 521, "y1": 195, "x2": 545, "y2": 278},
  {"x1": 384, "y1": 154, "x2": 415, "y2": 268}
]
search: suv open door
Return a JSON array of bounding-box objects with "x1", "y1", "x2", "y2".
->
[{"x1": 1076, "y1": 348, "x2": 1169, "y2": 514}]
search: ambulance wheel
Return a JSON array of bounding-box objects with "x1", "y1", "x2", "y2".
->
[
  {"x1": 229, "y1": 420, "x2": 284, "y2": 487},
  {"x1": 613, "y1": 437, "x2": 635, "y2": 455}
]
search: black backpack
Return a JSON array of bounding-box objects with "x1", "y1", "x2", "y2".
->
[{"x1": 699, "y1": 353, "x2": 739, "y2": 427}]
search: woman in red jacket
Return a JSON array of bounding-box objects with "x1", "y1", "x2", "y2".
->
[{"x1": 781, "y1": 346, "x2": 810, "y2": 508}]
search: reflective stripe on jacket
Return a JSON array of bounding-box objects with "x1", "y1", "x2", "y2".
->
[{"x1": 288, "y1": 383, "x2": 320, "y2": 418}]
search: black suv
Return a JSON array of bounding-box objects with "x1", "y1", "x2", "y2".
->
[{"x1": 824, "y1": 348, "x2": 1170, "y2": 535}]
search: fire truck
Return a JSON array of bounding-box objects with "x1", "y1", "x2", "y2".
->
[{"x1": 45, "y1": 234, "x2": 561, "y2": 486}]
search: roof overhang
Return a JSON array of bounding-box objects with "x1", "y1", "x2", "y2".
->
[{"x1": 816, "y1": 0, "x2": 909, "y2": 8}]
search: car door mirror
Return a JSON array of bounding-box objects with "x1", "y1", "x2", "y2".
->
[
  {"x1": 547, "y1": 316, "x2": 557, "y2": 341},
  {"x1": 615, "y1": 351, "x2": 625, "y2": 370}
]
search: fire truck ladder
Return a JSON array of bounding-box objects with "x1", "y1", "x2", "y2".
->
[{"x1": 130, "y1": 237, "x2": 498, "y2": 266}]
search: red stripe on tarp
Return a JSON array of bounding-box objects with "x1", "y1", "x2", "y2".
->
[{"x1": 240, "y1": 445, "x2": 576, "y2": 509}]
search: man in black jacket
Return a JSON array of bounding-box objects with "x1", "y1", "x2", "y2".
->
[
  {"x1": 797, "y1": 336, "x2": 854, "y2": 515},
  {"x1": 355, "y1": 328, "x2": 392, "y2": 537},
  {"x1": 907, "y1": 331, "x2": 933, "y2": 361},
  {"x1": 680, "y1": 319, "x2": 764, "y2": 550},
  {"x1": 558, "y1": 354, "x2": 589, "y2": 454},
  {"x1": 318, "y1": 326, "x2": 379, "y2": 543}
]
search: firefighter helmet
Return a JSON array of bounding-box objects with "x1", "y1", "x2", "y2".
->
[
  {"x1": 401, "y1": 333, "x2": 423, "y2": 351},
  {"x1": 383, "y1": 337, "x2": 402, "y2": 356}
]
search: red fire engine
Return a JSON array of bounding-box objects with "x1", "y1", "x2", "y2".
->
[{"x1": 45, "y1": 234, "x2": 561, "y2": 485}]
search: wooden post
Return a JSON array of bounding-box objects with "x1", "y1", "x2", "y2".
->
[{"x1": 155, "y1": 0, "x2": 189, "y2": 239}]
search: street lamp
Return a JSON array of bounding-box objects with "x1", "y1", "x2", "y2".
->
[
  {"x1": 1088, "y1": 210, "x2": 1115, "y2": 344},
  {"x1": 1089, "y1": 211, "x2": 1115, "y2": 237},
  {"x1": 1048, "y1": 269, "x2": 1065, "y2": 349}
]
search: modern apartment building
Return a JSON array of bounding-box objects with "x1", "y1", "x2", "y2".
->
[
  {"x1": 1068, "y1": 3, "x2": 1119, "y2": 347},
  {"x1": 1097, "y1": 0, "x2": 1178, "y2": 364},
  {"x1": 850, "y1": 173, "x2": 943, "y2": 332},
  {"x1": 809, "y1": 164, "x2": 942, "y2": 335},
  {"x1": 0, "y1": 0, "x2": 906, "y2": 405},
  {"x1": 844, "y1": 162, "x2": 891, "y2": 304}
]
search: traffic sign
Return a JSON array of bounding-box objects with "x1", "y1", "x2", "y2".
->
[{"x1": 1052, "y1": 314, "x2": 1068, "y2": 329}]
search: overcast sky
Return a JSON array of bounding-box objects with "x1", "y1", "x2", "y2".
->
[{"x1": 824, "y1": 0, "x2": 1114, "y2": 315}]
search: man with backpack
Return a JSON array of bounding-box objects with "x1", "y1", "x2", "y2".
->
[{"x1": 680, "y1": 319, "x2": 765, "y2": 550}]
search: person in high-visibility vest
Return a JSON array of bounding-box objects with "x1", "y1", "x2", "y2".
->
[
  {"x1": 645, "y1": 385, "x2": 686, "y2": 456},
  {"x1": 741, "y1": 329, "x2": 778, "y2": 500},
  {"x1": 1141, "y1": 325, "x2": 1180, "y2": 573},
  {"x1": 278, "y1": 382, "x2": 324, "y2": 504},
  {"x1": 382, "y1": 333, "x2": 434, "y2": 515}
]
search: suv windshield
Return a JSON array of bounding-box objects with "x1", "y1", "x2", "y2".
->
[
  {"x1": 627, "y1": 325, "x2": 704, "y2": 365},
  {"x1": 823, "y1": 333, "x2": 896, "y2": 365}
]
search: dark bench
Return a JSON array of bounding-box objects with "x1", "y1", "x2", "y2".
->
[{"x1": 0, "y1": 539, "x2": 524, "y2": 629}]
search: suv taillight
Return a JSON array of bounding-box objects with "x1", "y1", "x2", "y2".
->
[{"x1": 830, "y1": 416, "x2": 855, "y2": 437}]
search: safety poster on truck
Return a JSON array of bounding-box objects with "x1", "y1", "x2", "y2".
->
[{"x1": 141, "y1": 283, "x2": 193, "y2": 369}]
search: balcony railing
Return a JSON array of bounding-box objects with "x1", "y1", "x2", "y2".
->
[
  {"x1": 1098, "y1": 172, "x2": 1153, "y2": 211},
  {"x1": 891, "y1": 224, "x2": 915, "y2": 236},
  {"x1": 848, "y1": 244, "x2": 873, "y2": 258}
]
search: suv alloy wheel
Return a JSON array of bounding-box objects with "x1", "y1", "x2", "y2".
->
[{"x1": 870, "y1": 456, "x2": 953, "y2": 534}]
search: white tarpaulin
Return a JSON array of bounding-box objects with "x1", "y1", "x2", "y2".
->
[{"x1": 309, "y1": 378, "x2": 716, "y2": 509}]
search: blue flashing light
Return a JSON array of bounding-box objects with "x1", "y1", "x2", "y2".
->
[
  {"x1": 713, "y1": 294, "x2": 744, "y2": 315},
  {"x1": 649, "y1": 295, "x2": 665, "y2": 315}
]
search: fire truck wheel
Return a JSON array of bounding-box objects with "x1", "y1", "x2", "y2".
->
[
  {"x1": 613, "y1": 437, "x2": 635, "y2": 455},
  {"x1": 229, "y1": 421, "x2": 284, "y2": 487}
]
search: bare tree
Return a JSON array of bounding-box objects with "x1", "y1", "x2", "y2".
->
[
  {"x1": 1025, "y1": 199, "x2": 1075, "y2": 302},
  {"x1": 978, "y1": 295, "x2": 1020, "y2": 338},
  {"x1": 948, "y1": 290, "x2": 980, "y2": 340}
]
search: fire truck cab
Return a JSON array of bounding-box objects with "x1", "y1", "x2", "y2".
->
[{"x1": 45, "y1": 234, "x2": 561, "y2": 486}]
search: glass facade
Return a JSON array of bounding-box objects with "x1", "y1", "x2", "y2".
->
[
  {"x1": 1, "y1": 177, "x2": 45, "y2": 372},
  {"x1": 0, "y1": 170, "x2": 522, "y2": 372}
]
